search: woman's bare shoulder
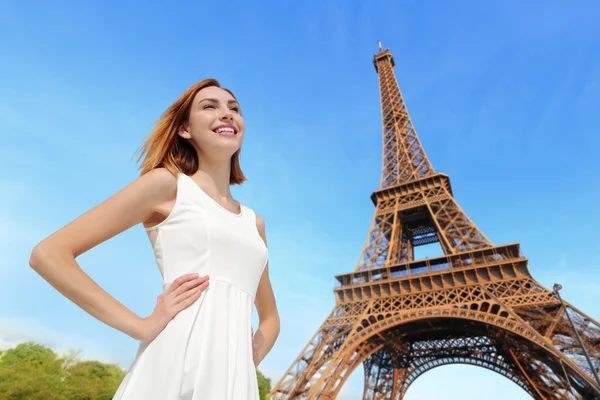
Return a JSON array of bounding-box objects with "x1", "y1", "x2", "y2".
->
[
  {"x1": 253, "y1": 211, "x2": 267, "y2": 243},
  {"x1": 140, "y1": 167, "x2": 178, "y2": 203}
]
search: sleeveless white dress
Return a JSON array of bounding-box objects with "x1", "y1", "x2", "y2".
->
[{"x1": 113, "y1": 172, "x2": 269, "y2": 399}]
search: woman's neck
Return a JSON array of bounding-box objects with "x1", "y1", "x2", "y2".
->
[{"x1": 192, "y1": 159, "x2": 233, "y2": 200}]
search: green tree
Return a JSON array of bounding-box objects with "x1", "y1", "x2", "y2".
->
[
  {"x1": 0, "y1": 341, "x2": 274, "y2": 399},
  {"x1": 60, "y1": 360, "x2": 126, "y2": 400},
  {"x1": 0, "y1": 342, "x2": 66, "y2": 400},
  {"x1": 257, "y1": 369, "x2": 272, "y2": 400}
]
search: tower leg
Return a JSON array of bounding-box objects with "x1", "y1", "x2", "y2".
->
[
  {"x1": 362, "y1": 349, "x2": 395, "y2": 399},
  {"x1": 390, "y1": 368, "x2": 409, "y2": 400}
]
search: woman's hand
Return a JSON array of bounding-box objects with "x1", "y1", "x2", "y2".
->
[{"x1": 139, "y1": 273, "x2": 210, "y2": 341}]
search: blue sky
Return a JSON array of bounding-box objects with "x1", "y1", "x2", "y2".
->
[{"x1": 1, "y1": 1, "x2": 599, "y2": 398}]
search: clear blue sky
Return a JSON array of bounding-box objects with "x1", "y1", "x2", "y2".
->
[{"x1": 1, "y1": 1, "x2": 599, "y2": 399}]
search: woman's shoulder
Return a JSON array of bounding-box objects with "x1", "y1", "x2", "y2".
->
[
  {"x1": 139, "y1": 167, "x2": 178, "y2": 203},
  {"x1": 248, "y1": 207, "x2": 266, "y2": 235}
]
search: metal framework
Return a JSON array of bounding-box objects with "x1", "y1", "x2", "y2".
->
[{"x1": 268, "y1": 44, "x2": 600, "y2": 399}]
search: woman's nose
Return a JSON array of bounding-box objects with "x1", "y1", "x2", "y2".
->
[{"x1": 220, "y1": 106, "x2": 234, "y2": 120}]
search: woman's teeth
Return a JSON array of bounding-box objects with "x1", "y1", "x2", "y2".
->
[{"x1": 215, "y1": 127, "x2": 235, "y2": 136}]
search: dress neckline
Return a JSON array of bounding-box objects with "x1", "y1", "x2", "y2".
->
[{"x1": 180, "y1": 173, "x2": 244, "y2": 217}]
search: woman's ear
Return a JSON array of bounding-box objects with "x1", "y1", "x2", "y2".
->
[{"x1": 178, "y1": 122, "x2": 191, "y2": 139}]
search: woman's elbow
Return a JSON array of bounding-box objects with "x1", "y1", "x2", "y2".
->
[
  {"x1": 272, "y1": 314, "x2": 281, "y2": 336},
  {"x1": 29, "y1": 240, "x2": 60, "y2": 272},
  {"x1": 29, "y1": 242, "x2": 47, "y2": 272},
  {"x1": 262, "y1": 313, "x2": 280, "y2": 335}
]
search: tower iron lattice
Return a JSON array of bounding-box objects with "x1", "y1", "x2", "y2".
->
[{"x1": 268, "y1": 44, "x2": 600, "y2": 400}]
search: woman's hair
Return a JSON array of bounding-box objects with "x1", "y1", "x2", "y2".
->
[{"x1": 136, "y1": 78, "x2": 246, "y2": 185}]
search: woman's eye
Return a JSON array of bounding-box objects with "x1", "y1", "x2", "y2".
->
[
  {"x1": 230, "y1": 106, "x2": 240, "y2": 113},
  {"x1": 203, "y1": 104, "x2": 216, "y2": 110}
]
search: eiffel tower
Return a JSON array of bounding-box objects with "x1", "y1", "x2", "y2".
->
[{"x1": 268, "y1": 43, "x2": 600, "y2": 400}]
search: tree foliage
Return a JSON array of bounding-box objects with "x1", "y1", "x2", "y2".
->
[
  {"x1": 0, "y1": 342, "x2": 70, "y2": 400},
  {"x1": 257, "y1": 369, "x2": 272, "y2": 399},
  {"x1": 0, "y1": 342, "x2": 272, "y2": 399}
]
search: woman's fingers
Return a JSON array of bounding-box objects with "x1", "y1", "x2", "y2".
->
[
  {"x1": 170, "y1": 276, "x2": 203, "y2": 297},
  {"x1": 175, "y1": 282, "x2": 208, "y2": 309},
  {"x1": 169, "y1": 274, "x2": 209, "y2": 297},
  {"x1": 169, "y1": 273, "x2": 200, "y2": 291},
  {"x1": 160, "y1": 273, "x2": 210, "y2": 316},
  {"x1": 175, "y1": 280, "x2": 209, "y2": 304}
]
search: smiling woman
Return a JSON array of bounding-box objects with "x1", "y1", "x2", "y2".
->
[
  {"x1": 28, "y1": 79, "x2": 280, "y2": 400},
  {"x1": 137, "y1": 79, "x2": 246, "y2": 184}
]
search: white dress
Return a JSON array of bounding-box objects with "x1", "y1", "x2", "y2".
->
[{"x1": 113, "y1": 172, "x2": 269, "y2": 399}]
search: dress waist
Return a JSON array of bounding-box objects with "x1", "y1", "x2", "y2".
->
[{"x1": 162, "y1": 277, "x2": 256, "y2": 300}]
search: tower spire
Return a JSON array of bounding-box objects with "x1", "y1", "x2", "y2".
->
[{"x1": 373, "y1": 47, "x2": 434, "y2": 188}]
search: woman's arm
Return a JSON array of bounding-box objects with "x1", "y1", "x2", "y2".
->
[
  {"x1": 29, "y1": 168, "x2": 202, "y2": 341},
  {"x1": 252, "y1": 213, "x2": 281, "y2": 367}
]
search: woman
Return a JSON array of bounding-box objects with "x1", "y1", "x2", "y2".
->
[{"x1": 29, "y1": 79, "x2": 281, "y2": 399}]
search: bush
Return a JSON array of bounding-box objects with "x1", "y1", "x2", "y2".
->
[{"x1": 0, "y1": 342, "x2": 272, "y2": 399}]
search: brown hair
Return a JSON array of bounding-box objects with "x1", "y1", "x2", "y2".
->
[{"x1": 136, "y1": 78, "x2": 246, "y2": 185}]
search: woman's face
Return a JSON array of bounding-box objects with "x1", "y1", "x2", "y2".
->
[{"x1": 179, "y1": 86, "x2": 244, "y2": 159}]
